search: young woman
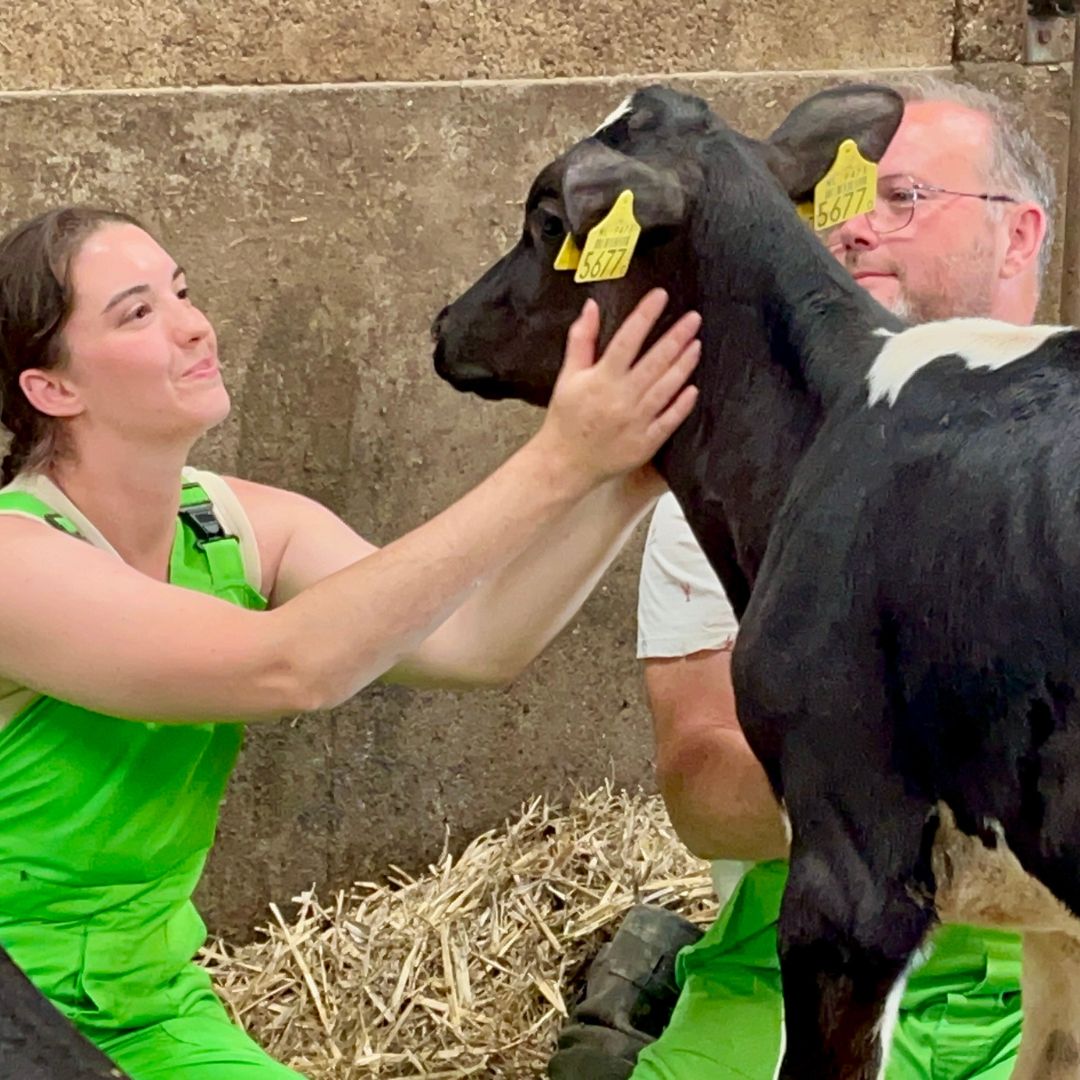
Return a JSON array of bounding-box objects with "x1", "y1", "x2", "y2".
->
[{"x1": 0, "y1": 206, "x2": 700, "y2": 1079}]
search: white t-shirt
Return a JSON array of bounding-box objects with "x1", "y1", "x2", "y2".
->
[
  {"x1": 637, "y1": 492, "x2": 738, "y2": 658},
  {"x1": 637, "y1": 491, "x2": 751, "y2": 905}
]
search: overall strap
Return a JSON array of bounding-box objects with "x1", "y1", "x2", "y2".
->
[
  {"x1": 0, "y1": 475, "x2": 265, "y2": 611},
  {"x1": 175, "y1": 481, "x2": 264, "y2": 609},
  {"x1": 0, "y1": 491, "x2": 86, "y2": 540}
]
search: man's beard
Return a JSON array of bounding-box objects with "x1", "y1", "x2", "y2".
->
[
  {"x1": 888, "y1": 292, "x2": 915, "y2": 323},
  {"x1": 846, "y1": 237, "x2": 997, "y2": 326}
]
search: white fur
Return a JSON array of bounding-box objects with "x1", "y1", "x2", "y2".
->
[
  {"x1": 592, "y1": 96, "x2": 634, "y2": 136},
  {"x1": 866, "y1": 318, "x2": 1067, "y2": 407},
  {"x1": 779, "y1": 799, "x2": 792, "y2": 847},
  {"x1": 771, "y1": 1000, "x2": 786, "y2": 1080},
  {"x1": 770, "y1": 933, "x2": 916, "y2": 1080},
  {"x1": 873, "y1": 962, "x2": 913, "y2": 1080},
  {"x1": 981, "y1": 816, "x2": 1008, "y2": 845},
  {"x1": 770, "y1": 803, "x2": 791, "y2": 1080}
]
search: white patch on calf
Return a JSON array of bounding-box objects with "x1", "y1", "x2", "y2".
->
[
  {"x1": 779, "y1": 799, "x2": 792, "y2": 847},
  {"x1": 981, "y1": 816, "x2": 1008, "y2": 845},
  {"x1": 592, "y1": 96, "x2": 634, "y2": 136},
  {"x1": 771, "y1": 802, "x2": 789, "y2": 1080},
  {"x1": 771, "y1": 1001, "x2": 786, "y2": 1080},
  {"x1": 873, "y1": 959, "x2": 915, "y2": 1080},
  {"x1": 866, "y1": 318, "x2": 1068, "y2": 407}
]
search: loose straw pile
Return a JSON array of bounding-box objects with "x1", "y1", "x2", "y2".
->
[{"x1": 201, "y1": 783, "x2": 718, "y2": 1078}]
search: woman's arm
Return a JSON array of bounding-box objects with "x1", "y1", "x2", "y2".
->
[
  {"x1": 238, "y1": 465, "x2": 665, "y2": 689},
  {"x1": 0, "y1": 292, "x2": 698, "y2": 722},
  {"x1": 257, "y1": 296, "x2": 700, "y2": 687},
  {"x1": 391, "y1": 466, "x2": 665, "y2": 687}
]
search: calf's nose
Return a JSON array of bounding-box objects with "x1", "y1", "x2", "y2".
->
[{"x1": 431, "y1": 303, "x2": 450, "y2": 344}]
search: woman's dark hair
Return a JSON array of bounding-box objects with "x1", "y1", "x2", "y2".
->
[{"x1": 0, "y1": 206, "x2": 145, "y2": 484}]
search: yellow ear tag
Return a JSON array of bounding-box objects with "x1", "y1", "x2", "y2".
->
[
  {"x1": 812, "y1": 138, "x2": 877, "y2": 232},
  {"x1": 554, "y1": 232, "x2": 582, "y2": 271},
  {"x1": 795, "y1": 201, "x2": 815, "y2": 225},
  {"x1": 573, "y1": 189, "x2": 642, "y2": 284}
]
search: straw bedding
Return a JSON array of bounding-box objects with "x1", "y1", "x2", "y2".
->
[{"x1": 201, "y1": 783, "x2": 718, "y2": 1078}]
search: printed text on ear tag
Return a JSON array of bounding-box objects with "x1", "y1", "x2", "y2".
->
[
  {"x1": 574, "y1": 190, "x2": 641, "y2": 284},
  {"x1": 813, "y1": 139, "x2": 877, "y2": 232},
  {"x1": 554, "y1": 232, "x2": 582, "y2": 271}
]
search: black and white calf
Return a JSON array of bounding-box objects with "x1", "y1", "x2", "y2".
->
[{"x1": 432, "y1": 85, "x2": 1080, "y2": 1080}]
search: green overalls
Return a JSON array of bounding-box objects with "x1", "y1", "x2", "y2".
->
[
  {"x1": 0, "y1": 469, "x2": 304, "y2": 1080},
  {"x1": 631, "y1": 861, "x2": 1023, "y2": 1080}
]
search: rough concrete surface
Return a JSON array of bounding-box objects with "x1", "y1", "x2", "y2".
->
[
  {"x1": 958, "y1": 0, "x2": 1025, "y2": 63},
  {"x1": 0, "y1": 0, "x2": 953, "y2": 92},
  {"x1": 958, "y1": 0, "x2": 1076, "y2": 64},
  {"x1": 0, "y1": 63, "x2": 1071, "y2": 936}
]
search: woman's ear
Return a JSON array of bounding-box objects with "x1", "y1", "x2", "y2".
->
[{"x1": 18, "y1": 368, "x2": 83, "y2": 418}]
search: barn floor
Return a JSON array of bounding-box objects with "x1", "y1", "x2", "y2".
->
[{"x1": 202, "y1": 784, "x2": 717, "y2": 1078}]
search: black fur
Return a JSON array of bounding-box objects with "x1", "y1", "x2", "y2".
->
[{"x1": 434, "y1": 84, "x2": 1075, "y2": 1078}]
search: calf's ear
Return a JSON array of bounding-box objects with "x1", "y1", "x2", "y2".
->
[
  {"x1": 562, "y1": 140, "x2": 687, "y2": 237},
  {"x1": 761, "y1": 84, "x2": 904, "y2": 201}
]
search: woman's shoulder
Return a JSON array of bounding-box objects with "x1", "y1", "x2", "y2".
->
[
  {"x1": 205, "y1": 473, "x2": 316, "y2": 530},
  {"x1": 207, "y1": 474, "x2": 375, "y2": 607},
  {"x1": 198, "y1": 473, "x2": 337, "y2": 600},
  {"x1": 0, "y1": 472, "x2": 107, "y2": 549}
]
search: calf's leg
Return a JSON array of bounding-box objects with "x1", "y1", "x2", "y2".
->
[
  {"x1": 774, "y1": 794, "x2": 936, "y2": 1080},
  {"x1": 1012, "y1": 931, "x2": 1080, "y2": 1080},
  {"x1": 1003, "y1": 726, "x2": 1080, "y2": 1078}
]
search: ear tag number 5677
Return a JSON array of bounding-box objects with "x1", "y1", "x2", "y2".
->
[
  {"x1": 812, "y1": 139, "x2": 877, "y2": 232},
  {"x1": 554, "y1": 190, "x2": 642, "y2": 283}
]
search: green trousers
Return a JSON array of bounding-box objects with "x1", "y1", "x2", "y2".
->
[
  {"x1": 84, "y1": 962, "x2": 303, "y2": 1080},
  {"x1": 631, "y1": 861, "x2": 1023, "y2": 1080}
]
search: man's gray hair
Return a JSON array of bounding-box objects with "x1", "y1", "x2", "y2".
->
[{"x1": 883, "y1": 74, "x2": 1057, "y2": 282}]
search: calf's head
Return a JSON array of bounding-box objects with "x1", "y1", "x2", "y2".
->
[{"x1": 432, "y1": 83, "x2": 903, "y2": 406}]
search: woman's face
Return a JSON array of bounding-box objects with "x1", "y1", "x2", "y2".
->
[{"x1": 52, "y1": 223, "x2": 230, "y2": 446}]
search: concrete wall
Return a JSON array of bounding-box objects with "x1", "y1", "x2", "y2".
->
[
  {"x1": 0, "y1": 4, "x2": 1073, "y2": 937},
  {"x1": 3, "y1": 1, "x2": 953, "y2": 88}
]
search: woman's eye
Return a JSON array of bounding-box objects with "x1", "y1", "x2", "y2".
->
[
  {"x1": 176, "y1": 287, "x2": 189, "y2": 301},
  {"x1": 124, "y1": 302, "x2": 151, "y2": 323}
]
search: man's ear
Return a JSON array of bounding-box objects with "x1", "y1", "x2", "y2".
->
[
  {"x1": 1000, "y1": 202, "x2": 1046, "y2": 280},
  {"x1": 760, "y1": 84, "x2": 905, "y2": 201},
  {"x1": 19, "y1": 369, "x2": 83, "y2": 418},
  {"x1": 562, "y1": 140, "x2": 687, "y2": 237}
]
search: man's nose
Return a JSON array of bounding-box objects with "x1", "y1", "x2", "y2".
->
[{"x1": 828, "y1": 212, "x2": 881, "y2": 253}]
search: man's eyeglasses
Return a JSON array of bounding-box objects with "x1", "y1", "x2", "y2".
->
[{"x1": 827, "y1": 174, "x2": 1019, "y2": 237}]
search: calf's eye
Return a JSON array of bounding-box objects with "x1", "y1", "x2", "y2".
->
[{"x1": 540, "y1": 213, "x2": 565, "y2": 240}]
